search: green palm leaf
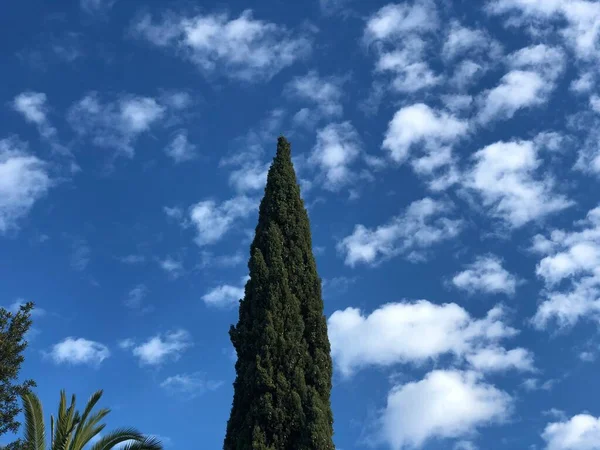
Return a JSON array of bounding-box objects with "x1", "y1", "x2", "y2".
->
[
  {"x1": 68, "y1": 391, "x2": 108, "y2": 450},
  {"x1": 89, "y1": 428, "x2": 153, "y2": 450},
  {"x1": 119, "y1": 436, "x2": 163, "y2": 450},
  {"x1": 53, "y1": 392, "x2": 79, "y2": 450},
  {"x1": 21, "y1": 391, "x2": 45, "y2": 450}
]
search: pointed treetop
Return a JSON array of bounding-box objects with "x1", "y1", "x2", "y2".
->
[{"x1": 276, "y1": 135, "x2": 291, "y2": 160}]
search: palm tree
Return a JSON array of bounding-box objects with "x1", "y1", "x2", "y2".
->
[{"x1": 20, "y1": 389, "x2": 163, "y2": 450}]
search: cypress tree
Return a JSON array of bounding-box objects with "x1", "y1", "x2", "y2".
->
[{"x1": 224, "y1": 137, "x2": 335, "y2": 450}]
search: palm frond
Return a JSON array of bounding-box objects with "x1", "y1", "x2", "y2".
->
[
  {"x1": 120, "y1": 436, "x2": 163, "y2": 450},
  {"x1": 53, "y1": 392, "x2": 79, "y2": 450},
  {"x1": 69, "y1": 421, "x2": 107, "y2": 450},
  {"x1": 21, "y1": 391, "x2": 45, "y2": 450},
  {"x1": 67, "y1": 391, "x2": 106, "y2": 450},
  {"x1": 89, "y1": 428, "x2": 150, "y2": 450}
]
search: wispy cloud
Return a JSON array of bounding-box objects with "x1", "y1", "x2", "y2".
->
[
  {"x1": 338, "y1": 198, "x2": 462, "y2": 266},
  {"x1": 160, "y1": 373, "x2": 223, "y2": 398},
  {"x1": 0, "y1": 138, "x2": 52, "y2": 234},
  {"x1": 130, "y1": 329, "x2": 193, "y2": 366},
  {"x1": 132, "y1": 10, "x2": 312, "y2": 82}
]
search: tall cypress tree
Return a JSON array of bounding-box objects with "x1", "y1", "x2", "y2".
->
[{"x1": 224, "y1": 137, "x2": 334, "y2": 450}]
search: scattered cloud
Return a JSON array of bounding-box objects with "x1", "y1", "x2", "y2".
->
[
  {"x1": 67, "y1": 92, "x2": 167, "y2": 158},
  {"x1": 131, "y1": 329, "x2": 192, "y2": 366},
  {"x1": 286, "y1": 71, "x2": 344, "y2": 126},
  {"x1": 452, "y1": 255, "x2": 518, "y2": 296},
  {"x1": 309, "y1": 122, "x2": 363, "y2": 191},
  {"x1": 222, "y1": 109, "x2": 285, "y2": 194},
  {"x1": 465, "y1": 347, "x2": 535, "y2": 373},
  {"x1": 119, "y1": 254, "x2": 146, "y2": 265},
  {"x1": 202, "y1": 276, "x2": 248, "y2": 309},
  {"x1": 165, "y1": 130, "x2": 197, "y2": 163},
  {"x1": 70, "y1": 238, "x2": 91, "y2": 272},
  {"x1": 118, "y1": 338, "x2": 135, "y2": 350},
  {"x1": 338, "y1": 198, "x2": 462, "y2": 266},
  {"x1": 124, "y1": 284, "x2": 153, "y2": 313},
  {"x1": 132, "y1": 10, "x2": 312, "y2": 82},
  {"x1": 477, "y1": 44, "x2": 565, "y2": 123},
  {"x1": 487, "y1": 0, "x2": 600, "y2": 62},
  {"x1": 462, "y1": 140, "x2": 572, "y2": 228},
  {"x1": 443, "y1": 20, "x2": 502, "y2": 62},
  {"x1": 13, "y1": 92, "x2": 58, "y2": 143},
  {"x1": 49, "y1": 337, "x2": 110, "y2": 366},
  {"x1": 364, "y1": 1, "x2": 441, "y2": 94},
  {"x1": 542, "y1": 414, "x2": 600, "y2": 450},
  {"x1": 159, "y1": 257, "x2": 184, "y2": 279},
  {"x1": 0, "y1": 137, "x2": 52, "y2": 234},
  {"x1": 383, "y1": 104, "x2": 468, "y2": 164},
  {"x1": 160, "y1": 373, "x2": 223, "y2": 397},
  {"x1": 382, "y1": 104, "x2": 468, "y2": 190},
  {"x1": 189, "y1": 196, "x2": 256, "y2": 246},
  {"x1": 328, "y1": 301, "x2": 528, "y2": 377},
  {"x1": 81, "y1": 0, "x2": 116, "y2": 14},
  {"x1": 532, "y1": 205, "x2": 600, "y2": 329},
  {"x1": 378, "y1": 370, "x2": 511, "y2": 450}
]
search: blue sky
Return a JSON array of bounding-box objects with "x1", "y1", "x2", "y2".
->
[{"x1": 2, "y1": 0, "x2": 600, "y2": 449}]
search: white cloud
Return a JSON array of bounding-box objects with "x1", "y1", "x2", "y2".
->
[
  {"x1": 442, "y1": 94, "x2": 474, "y2": 113},
  {"x1": 383, "y1": 104, "x2": 469, "y2": 164},
  {"x1": 132, "y1": 10, "x2": 311, "y2": 82},
  {"x1": 488, "y1": 0, "x2": 600, "y2": 62},
  {"x1": 160, "y1": 373, "x2": 223, "y2": 397},
  {"x1": 159, "y1": 257, "x2": 184, "y2": 278},
  {"x1": 375, "y1": 49, "x2": 442, "y2": 93},
  {"x1": 328, "y1": 301, "x2": 522, "y2": 376},
  {"x1": 450, "y1": 60, "x2": 486, "y2": 91},
  {"x1": 70, "y1": 238, "x2": 90, "y2": 272},
  {"x1": 12, "y1": 92, "x2": 58, "y2": 142},
  {"x1": 465, "y1": 347, "x2": 535, "y2": 372},
  {"x1": 0, "y1": 137, "x2": 52, "y2": 234},
  {"x1": 477, "y1": 70, "x2": 546, "y2": 123},
  {"x1": 443, "y1": 21, "x2": 501, "y2": 61},
  {"x1": 221, "y1": 109, "x2": 285, "y2": 194},
  {"x1": 118, "y1": 338, "x2": 135, "y2": 350},
  {"x1": 49, "y1": 337, "x2": 110, "y2": 366},
  {"x1": 202, "y1": 276, "x2": 248, "y2": 308},
  {"x1": 571, "y1": 72, "x2": 595, "y2": 94},
  {"x1": 309, "y1": 122, "x2": 362, "y2": 191},
  {"x1": 125, "y1": 284, "x2": 151, "y2": 311},
  {"x1": 189, "y1": 196, "x2": 256, "y2": 246},
  {"x1": 286, "y1": 71, "x2": 344, "y2": 118},
  {"x1": 68, "y1": 93, "x2": 166, "y2": 157},
  {"x1": 476, "y1": 42, "x2": 564, "y2": 123},
  {"x1": 338, "y1": 198, "x2": 462, "y2": 266},
  {"x1": 131, "y1": 329, "x2": 192, "y2": 366},
  {"x1": 532, "y1": 206, "x2": 600, "y2": 328},
  {"x1": 510, "y1": 44, "x2": 566, "y2": 80},
  {"x1": 542, "y1": 414, "x2": 600, "y2": 450},
  {"x1": 229, "y1": 163, "x2": 269, "y2": 193},
  {"x1": 463, "y1": 140, "x2": 572, "y2": 228},
  {"x1": 364, "y1": 2, "x2": 441, "y2": 94},
  {"x1": 452, "y1": 255, "x2": 518, "y2": 295},
  {"x1": 454, "y1": 441, "x2": 478, "y2": 450},
  {"x1": 81, "y1": 0, "x2": 116, "y2": 13},
  {"x1": 165, "y1": 130, "x2": 197, "y2": 163},
  {"x1": 382, "y1": 104, "x2": 468, "y2": 189},
  {"x1": 364, "y1": 1, "x2": 437, "y2": 43},
  {"x1": 379, "y1": 370, "x2": 511, "y2": 450}
]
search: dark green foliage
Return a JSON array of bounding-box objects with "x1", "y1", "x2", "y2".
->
[
  {"x1": 224, "y1": 137, "x2": 334, "y2": 450},
  {"x1": 0, "y1": 302, "x2": 36, "y2": 450}
]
